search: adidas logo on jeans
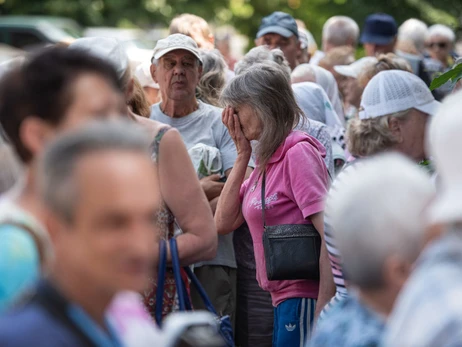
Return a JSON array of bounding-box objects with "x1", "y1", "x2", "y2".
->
[{"x1": 285, "y1": 323, "x2": 296, "y2": 332}]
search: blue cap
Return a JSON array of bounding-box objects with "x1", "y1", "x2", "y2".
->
[
  {"x1": 256, "y1": 11, "x2": 299, "y2": 39},
  {"x1": 360, "y1": 13, "x2": 397, "y2": 45}
]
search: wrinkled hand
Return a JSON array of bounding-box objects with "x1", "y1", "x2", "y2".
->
[
  {"x1": 222, "y1": 106, "x2": 252, "y2": 157},
  {"x1": 200, "y1": 174, "x2": 225, "y2": 201}
]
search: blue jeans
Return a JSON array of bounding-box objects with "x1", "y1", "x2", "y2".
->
[{"x1": 273, "y1": 298, "x2": 316, "y2": 347}]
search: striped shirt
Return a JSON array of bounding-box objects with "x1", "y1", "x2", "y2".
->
[{"x1": 324, "y1": 163, "x2": 361, "y2": 297}]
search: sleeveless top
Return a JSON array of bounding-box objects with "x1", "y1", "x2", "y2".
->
[{"x1": 143, "y1": 126, "x2": 189, "y2": 318}]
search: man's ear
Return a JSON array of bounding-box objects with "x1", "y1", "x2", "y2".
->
[
  {"x1": 198, "y1": 64, "x2": 203, "y2": 79},
  {"x1": 150, "y1": 63, "x2": 158, "y2": 84},
  {"x1": 19, "y1": 116, "x2": 55, "y2": 160}
]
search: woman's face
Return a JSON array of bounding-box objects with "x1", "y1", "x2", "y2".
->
[
  {"x1": 427, "y1": 35, "x2": 452, "y2": 66},
  {"x1": 234, "y1": 104, "x2": 263, "y2": 141},
  {"x1": 57, "y1": 73, "x2": 126, "y2": 131}
]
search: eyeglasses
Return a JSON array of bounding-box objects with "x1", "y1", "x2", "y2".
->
[{"x1": 428, "y1": 42, "x2": 448, "y2": 49}]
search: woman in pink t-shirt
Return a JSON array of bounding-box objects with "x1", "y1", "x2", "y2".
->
[{"x1": 215, "y1": 63, "x2": 335, "y2": 347}]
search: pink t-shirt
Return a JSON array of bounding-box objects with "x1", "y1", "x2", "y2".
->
[{"x1": 240, "y1": 131, "x2": 329, "y2": 307}]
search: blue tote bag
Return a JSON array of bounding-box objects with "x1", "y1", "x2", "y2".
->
[{"x1": 155, "y1": 238, "x2": 234, "y2": 347}]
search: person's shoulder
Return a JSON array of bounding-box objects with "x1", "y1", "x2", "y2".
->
[
  {"x1": 285, "y1": 131, "x2": 325, "y2": 159},
  {"x1": 0, "y1": 304, "x2": 69, "y2": 346},
  {"x1": 198, "y1": 101, "x2": 223, "y2": 120},
  {"x1": 148, "y1": 102, "x2": 163, "y2": 119}
]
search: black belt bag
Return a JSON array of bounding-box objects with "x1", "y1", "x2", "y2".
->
[{"x1": 261, "y1": 172, "x2": 321, "y2": 281}]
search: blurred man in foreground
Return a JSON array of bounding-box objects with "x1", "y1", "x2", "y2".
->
[{"x1": 0, "y1": 121, "x2": 161, "y2": 346}]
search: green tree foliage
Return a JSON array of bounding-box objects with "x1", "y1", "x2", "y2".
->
[{"x1": 0, "y1": 0, "x2": 459, "y2": 43}]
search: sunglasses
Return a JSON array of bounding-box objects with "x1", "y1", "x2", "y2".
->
[{"x1": 428, "y1": 42, "x2": 448, "y2": 49}]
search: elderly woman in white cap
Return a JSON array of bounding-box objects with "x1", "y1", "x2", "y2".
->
[
  {"x1": 349, "y1": 70, "x2": 439, "y2": 163},
  {"x1": 69, "y1": 37, "x2": 217, "y2": 318},
  {"x1": 382, "y1": 89, "x2": 462, "y2": 347},
  {"x1": 319, "y1": 69, "x2": 440, "y2": 318}
]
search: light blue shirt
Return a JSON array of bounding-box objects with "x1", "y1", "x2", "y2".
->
[{"x1": 0, "y1": 225, "x2": 40, "y2": 312}]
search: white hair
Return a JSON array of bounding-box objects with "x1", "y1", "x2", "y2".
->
[
  {"x1": 291, "y1": 64, "x2": 316, "y2": 83},
  {"x1": 398, "y1": 18, "x2": 428, "y2": 53},
  {"x1": 326, "y1": 153, "x2": 435, "y2": 289},
  {"x1": 292, "y1": 64, "x2": 345, "y2": 121},
  {"x1": 235, "y1": 46, "x2": 291, "y2": 82},
  {"x1": 428, "y1": 24, "x2": 456, "y2": 43},
  {"x1": 322, "y1": 16, "x2": 360, "y2": 47}
]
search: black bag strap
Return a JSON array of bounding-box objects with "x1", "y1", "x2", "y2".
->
[{"x1": 261, "y1": 171, "x2": 267, "y2": 228}]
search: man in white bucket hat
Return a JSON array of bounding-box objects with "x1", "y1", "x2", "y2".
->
[{"x1": 382, "y1": 89, "x2": 462, "y2": 347}]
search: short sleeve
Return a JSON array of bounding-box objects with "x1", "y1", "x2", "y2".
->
[
  {"x1": 284, "y1": 142, "x2": 328, "y2": 219},
  {"x1": 0, "y1": 226, "x2": 40, "y2": 312}
]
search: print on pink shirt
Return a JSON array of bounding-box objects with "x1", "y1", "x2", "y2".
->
[{"x1": 249, "y1": 193, "x2": 279, "y2": 210}]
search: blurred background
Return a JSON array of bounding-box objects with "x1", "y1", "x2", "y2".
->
[{"x1": 0, "y1": 0, "x2": 460, "y2": 63}]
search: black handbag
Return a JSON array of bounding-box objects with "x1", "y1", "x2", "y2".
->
[{"x1": 261, "y1": 171, "x2": 322, "y2": 281}]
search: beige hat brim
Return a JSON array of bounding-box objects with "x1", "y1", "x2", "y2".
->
[{"x1": 153, "y1": 46, "x2": 202, "y2": 63}]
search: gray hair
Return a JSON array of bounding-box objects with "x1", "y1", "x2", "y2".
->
[
  {"x1": 234, "y1": 46, "x2": 291, "y2": 82},
  {"x1": 196, "y1": 49, "x2": 227, "y2": 107},
  {"x1": 428, "y1": 24, "x2": 456, "y2": 42},
  {"x1": 398, "y1": 18, "x2": 428, "y2": 53},
  {"x1": 291, "y1": 64, "x2": 316, "y2": 84},
  {"x1": 322, "y1": 16, "x2": 360, "y2": 47},
  {"x1": 347, "y1": 109, "x2": 411, "y2": 157},
  {"x1": 220, "y1": 62, "x2": 302, "y2": 170},
  {"x1": 326, "y1": 153, "x2": 435, "y2": 289},
  {"x1": 37, "y1": 120, "x2": 151, "y2": 222}
]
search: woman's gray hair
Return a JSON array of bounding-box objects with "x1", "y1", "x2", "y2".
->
[
  {"x1": 220, "y1": 62, "x2": 302, "y2": 170},
  {"x1": 428, "y1": 24, "x2": 456, "y2": 42},
  {"x1": 196, "y1": 49, "x2": 227, "y2": 107},
  {"x1": 234, "y1": 46, "x2": 291, "y2": 82},
  {"x1": 326, "y1": 153, "x2": 435, "y2": 289},
  {"x1": 37, "y1": 119, "x2": 151, "y2": 223},
  {"x1": 347, "y1": 109, "x2": 411, "y2": 157}
]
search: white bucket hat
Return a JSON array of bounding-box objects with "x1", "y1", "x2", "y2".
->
[
  {"x1": 151, "y1": 34, "x2": 202, "y2": 63},
  {"x1": 428, "y1": 90, "x2": 462, "y2": 224},
  {"x1": 359, "y1": 70, "x2": 440, "y2": 120},
  {"x1": 333, "y1": 56, "x2": 378, "y2": 79},
  {"x1": 69, "y1": 37, "x2": 129, "y2": 79}
]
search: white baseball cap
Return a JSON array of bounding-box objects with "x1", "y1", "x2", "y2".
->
[
  {"x1": 134, "y1": 61, "x2": 159, "y2": 89},
  {"x1": 334, "y1": 56, "x2": 378, "y2": 79},
  {"x1": 69, "y1": 37, "x2": 128, "y2": 79},
  {"x1": 359, "y1": 70, "x2": 440, "y2": 120},
  {"x1": 152, "y1": 34, "x2": 202, "y2": 63},
  {"x1": 428, "y1": 90, "x2": 462, "y2": 224}
]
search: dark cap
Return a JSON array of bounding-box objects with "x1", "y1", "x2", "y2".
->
[
  {"x1": 360, "y1": 13, "x2": 397, "y2": 45},
  {"x1": 256, "y1": 11, "x2": 299, "y2": 39}
]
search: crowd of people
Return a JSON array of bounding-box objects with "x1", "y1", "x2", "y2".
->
[{"x1": 0, "y1": 9, "x2": 460, "y2": 347}]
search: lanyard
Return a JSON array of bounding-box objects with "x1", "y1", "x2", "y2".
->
[{"x1": 67, "y1": 304, "x2": 124, "y2": 347}]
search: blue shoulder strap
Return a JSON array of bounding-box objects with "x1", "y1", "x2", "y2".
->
[{"x1": 155, "y1": 239, "x2": 167, "y2": 326}]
